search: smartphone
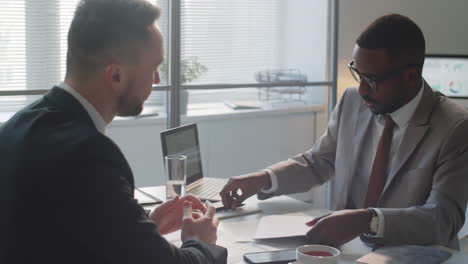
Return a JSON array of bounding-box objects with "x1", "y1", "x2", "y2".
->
[{"x1": 243, "y1": 249, "x2": 296, "y2": 264}]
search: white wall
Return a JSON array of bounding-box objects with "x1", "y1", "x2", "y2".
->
[
  {"x1": 337, "y1": 0, "x2": 468, "y2": 97},
  {"x1": 282, "y1": 0, "x2": 328, "y2": 82}
]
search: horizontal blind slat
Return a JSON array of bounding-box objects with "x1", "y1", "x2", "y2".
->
[{"x1": 0, "y1": 0, "x2": 168, "y2": 92}]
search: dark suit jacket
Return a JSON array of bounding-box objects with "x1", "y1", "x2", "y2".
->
[{"x1": 0, "y1": 87, "x2": 227, "y2": 264}]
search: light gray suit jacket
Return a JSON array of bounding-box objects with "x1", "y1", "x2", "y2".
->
[{"x1": 260, "y1": 83, "x2": 468, "y2": 249}]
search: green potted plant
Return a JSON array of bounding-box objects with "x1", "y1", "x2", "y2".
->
[{"x1": 158, "y1": 56, "x2": 208, "y2": 115}]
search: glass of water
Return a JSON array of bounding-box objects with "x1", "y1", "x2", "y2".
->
[{"x1": 165, "y1": 155, "x2": 187, "y2": 200}]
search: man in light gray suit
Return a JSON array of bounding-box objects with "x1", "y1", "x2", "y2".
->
[{"x1": 220, "y1": 14, "x2": 468, "y2": 250}]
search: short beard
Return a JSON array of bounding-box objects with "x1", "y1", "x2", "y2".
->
[{"x1": 116, "y1": 94, "x2": 143, "y2": 117}]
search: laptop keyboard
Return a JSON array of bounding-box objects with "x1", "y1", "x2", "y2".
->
[{"x1": 188, "y1": 178, "x2": 227, "y2": 201}]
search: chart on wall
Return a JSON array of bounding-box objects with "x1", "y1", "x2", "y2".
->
[{"x1": 423, "y1": 55, "x2": 468, "y2": 98}]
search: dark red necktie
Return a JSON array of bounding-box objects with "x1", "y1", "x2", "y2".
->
[{"x1": 364, "y1": 115, "x2": 395, "y2": 208}]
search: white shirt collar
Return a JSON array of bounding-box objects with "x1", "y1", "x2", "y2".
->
[
  {"x1": 379, "y1": 81, "x2": 425, "y2": 128},
  {"x1": 57, "y1": 82, "x2": 107, "y2": 134}
]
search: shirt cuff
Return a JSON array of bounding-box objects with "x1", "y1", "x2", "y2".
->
[
  {"x1": 260, "y1": 168, "x2": 278, "y2": 194},
  {"x1": 369, "y1": 208, "x2": 385, "y2": 237}
]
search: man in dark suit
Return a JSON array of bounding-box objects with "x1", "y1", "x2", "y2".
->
[{"x1": 0, "y1": 0, "x2": 227, "y2": 263}]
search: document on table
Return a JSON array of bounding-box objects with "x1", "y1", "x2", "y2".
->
[
  {"x1": 134, "y1": 188, "x2": 162, "y2": 205},
  {"x1": 163, "y1": 224, "x2": 275, "y2": 264},
  {"x1": 215, "y1": 205, "x2": 262, "y2": 220},
  {"x1": 254, "y1": 215, "x2": 313, "y2": 239}
]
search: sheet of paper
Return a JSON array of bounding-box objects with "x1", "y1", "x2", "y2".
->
[
  {"x1": 163, "y1": 225, "x2": 272, "y2": 264},
  {"x1": 216, "y1": 205, "x2": 262, "y2": 220},
  {"x1": 224, "y1": 100, "x2": 263, "y2": 110},
  {"x1": 164, "y1": 230, "x2": 182, "y2": 247},
  {"x1": 134, "y1": 188, "x2": 162, "y2": 205},
  {"x1": 254, "y1": 215, "x2": 312, "y2": 239}
]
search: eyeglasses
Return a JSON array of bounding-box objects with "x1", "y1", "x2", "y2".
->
[{"x1": 348, "y1": 61, "x2": 419, "y2": 93}]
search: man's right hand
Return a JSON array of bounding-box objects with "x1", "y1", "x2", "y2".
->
[
  {"x1": 219, "y1": 170, "x2": 271, "y2": 210},
  {"x1": 181, "y1": 201, "x2": 219, "y2": 244}
]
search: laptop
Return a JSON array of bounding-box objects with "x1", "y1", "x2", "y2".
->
[{"x1": 160, "y1": 123, "x2": 227, "y2": 201}]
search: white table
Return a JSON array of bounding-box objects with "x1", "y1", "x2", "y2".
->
[{"x1": 140, "y1": 186, "x2": 468, "y2": 264}]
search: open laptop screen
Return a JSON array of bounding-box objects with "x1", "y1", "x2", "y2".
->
[{"x1": 160, "y1": 123, "x2": 204, "y2": 185}]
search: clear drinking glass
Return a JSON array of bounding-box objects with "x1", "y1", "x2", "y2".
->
[{"x1": 165, "y1": 155, "x2": 187, "y2": 200}]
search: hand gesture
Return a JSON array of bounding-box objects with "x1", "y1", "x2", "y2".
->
[
  {"x1": 150, "y1": 194, "x2": 206, "y2": 235},
  {"x1": 219, "y1": 170, "x2": 271, "y2": 209},
  {"x1": 305, "y1": 209, "x2": 372, "y2": 248},
  {"x1": 181, "y1": 201, "x2": 219, "y2": 244}
]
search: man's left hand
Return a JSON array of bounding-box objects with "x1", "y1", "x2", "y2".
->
[
  {"x1": 150, "y1": 194, "x2": 207, "y2": 235},
  {"x1": 305, "y1": 209, "x2": 373, "y2": 248}
]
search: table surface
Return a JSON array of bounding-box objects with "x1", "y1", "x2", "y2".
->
[{"x1": 140, "y1": 186, "x2": 468, "y2": 264}]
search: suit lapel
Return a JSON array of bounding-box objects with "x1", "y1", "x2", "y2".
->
[
  {"x1": 350, "y1": 102, "x2": 374, "y2": 175},
  {"x1": 383, "y1": 82, "x2": 437, "y2": 192},
  {"x1": 337, "y1": 100, "x2": 373, "y2": 209}
]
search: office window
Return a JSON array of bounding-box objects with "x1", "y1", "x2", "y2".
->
[
  {"x1": 181, "y1": 0, "x2": 281, "y2": 85},
  {"x1": 0, "y1": 0, "x2": 334, "y2": 126},
  {"x1": 0, "y1": 0, "x2": 26, "y2": 91},
  {"x1": 0, "y1": 0, "x2": 169, "y2": 117},
  {"x1": 181, "y1": 0, "x2": 327, "y2": 85},
  {"x1": 0, "y1": 1, "x2": 63, "y2": 92},
  {"x1": 180, "y1": 0, "x2": 329, "y2": 118}
]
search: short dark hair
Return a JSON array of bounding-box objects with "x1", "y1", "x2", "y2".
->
[
  {"x1": 356, "y1": 14, "x2": 425, "y2": 67},
  {"x1": 66, "y1": 0, "x2": 161, "y2": 79}
]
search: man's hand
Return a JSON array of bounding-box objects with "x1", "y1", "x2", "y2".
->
[
  {"x1": 150, "y1": 194, "x2": 206, "y2": 235},
  {"x1": 305, "y1": 209, "x2": 373, "y2": 248},
  {"x1": 219, "y1": 170, "x2": 271, "y2": 209},
  {"x1": 181, "y1": 201, "x2": 219, "y2": 244}
]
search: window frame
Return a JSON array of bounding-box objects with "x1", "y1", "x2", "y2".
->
[
  {"x1": 167, "y1": 0, "x2": 338, "y2": 128},
  {"x1": 0, "y1": 0, "x2": 338, "y2": 132}
]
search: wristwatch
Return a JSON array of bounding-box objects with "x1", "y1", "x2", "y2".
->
[{"x1": 368, "y1": 208, "x2": 379, "y2": 235}]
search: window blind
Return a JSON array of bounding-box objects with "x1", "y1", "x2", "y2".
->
[
  {"x1": 0, "y1": 0, "x2": 168, "y2": 93},
  {"x1": 0, "y1": 0, "x2": 27, "y2": 91},
  {"x1": 181, "y1": 0, "x2": 281, "y2": 85},
  {"x1": 0, "y1": 0, "x2": 327, "y2": 93},
  {"x1": 180, "y1": 0, "x2": 329, "y2": 85}
]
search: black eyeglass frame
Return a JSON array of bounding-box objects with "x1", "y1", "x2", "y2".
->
[{"x1": 348, "y1": 61, "x2": 421, "y2": 93}]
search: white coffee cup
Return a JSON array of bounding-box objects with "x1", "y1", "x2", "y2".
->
[{"x1": 296, "y1": 245, "x2": 340, "y2": 264}]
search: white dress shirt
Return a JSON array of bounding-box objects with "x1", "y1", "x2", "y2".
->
[
  {"x1": 57, "y1": 82, "x2": 107, "y2": 134},
  {"x1": 263, "y1": 82, "x2": 425, "y2": 237}
]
